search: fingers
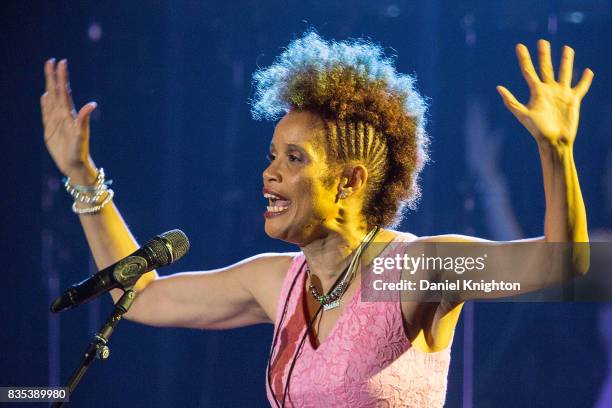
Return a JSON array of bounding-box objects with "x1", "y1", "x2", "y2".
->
[
  {"x1": 40, "y1": 94, "x2": 48, "y2": 124},
  {"x1": 76, "y1": 102, "x2": 97, "y2": 133},
  {"x1": 57, "y1": 60, "x2": 76, "y2": 115},
  {"x1": 40, "y1": 93, "x2": 48, "y2": 115},
  {"x1": 496, "y1": 85, "x2": 528, "y2": 117},
  {"x1": 40, "y1": 89, "x2": 53, "y2": 124},
  {"x1": 537, "y1": 39, "x2": 555, "y2": 83},
  {"x1": 574, "y1": 68, "x2": 594, "y2": 99},
  {"x1": 44, "y1": 58, "x2": 56, "y2": 96},
  {"x1": 516, "y1": 44, "x2": 540, "y2": 91},
  {"x1": 42, "y1": 57, "x2": 75, "y2": 116},
  {"x1": 558, "y1": 45, "x2": 575, "y2": 86}
]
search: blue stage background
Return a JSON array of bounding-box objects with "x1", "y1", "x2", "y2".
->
[{"x1": 2, "y1": 1, "x2": 611, "y2": 407}]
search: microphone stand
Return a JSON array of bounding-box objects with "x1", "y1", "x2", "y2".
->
[{"x1": 50, "y1": 288, "x2": 137, "y2": 408}]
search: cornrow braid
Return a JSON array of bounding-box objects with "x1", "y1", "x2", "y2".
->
[{"x1": 322, "y1": 120, "x2": 389, "y2": 227}]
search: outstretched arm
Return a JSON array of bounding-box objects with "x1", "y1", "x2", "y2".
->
[
  {"x1": 496, "y1": 39, "x2": 593, "y2": 246},
  {"x1": 41, "y1": 59, "x2": 291, "y2": 329},
  {"x1": 419, "y1": 40, "x2": 594, "y2": 304}
]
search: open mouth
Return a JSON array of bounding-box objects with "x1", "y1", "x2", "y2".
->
[{"x1": 263, "y1": 188, "x2": 292, "y2": 217}]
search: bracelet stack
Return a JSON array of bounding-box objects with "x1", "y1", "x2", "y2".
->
[{"x1": 62, "y1": 168, "x2": 114, "y2": 215}]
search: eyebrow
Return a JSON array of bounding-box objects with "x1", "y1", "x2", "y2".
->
[{"x1": 268, "y1": 143, "x2": 308, "y2": 155}]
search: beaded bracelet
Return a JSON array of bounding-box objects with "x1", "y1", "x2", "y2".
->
[
  {"x1": 72, "y1": 189, "x2": 114, "y2": 215},
  {"x1": 63, "y1": 167, "x2": 114, "y2": 214}
]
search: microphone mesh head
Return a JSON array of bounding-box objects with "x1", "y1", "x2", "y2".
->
[
  {"x1": 146, "y1": 238, "x2": 171, "y2": 266},
  {"x1": 159, "y1": 229, "x2": 190, "y2": 262}
]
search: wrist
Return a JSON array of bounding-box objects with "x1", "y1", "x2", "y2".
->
[
  {"x1": 537, "y1": 138, "x2": 573, "y2": 159},
  {"x1": 66, "y1": 158, "x2": 98, "y2": 185}
]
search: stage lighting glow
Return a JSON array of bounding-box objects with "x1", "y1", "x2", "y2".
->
[{"x1": 88, "y1": 23, "x2": 102, "y2": 42}]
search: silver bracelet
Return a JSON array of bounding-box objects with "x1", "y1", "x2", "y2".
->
[
  {"x1": 72, "y1": 189, "x2": 114, "y2": 215},
  {"x1": 63, "y1": 168, "x2": 114, "y2": 214},
  {"x1": 63, "y1": 168, "x2": 112, "y2": 203}
]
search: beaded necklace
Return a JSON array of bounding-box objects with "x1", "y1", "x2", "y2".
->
[{"x1": 306, "y1": 226, "x2": 379, "y2": 311}]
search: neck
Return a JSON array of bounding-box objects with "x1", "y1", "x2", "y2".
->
[{"x1": 300, "y1": 222, "x2": 371, "y2": 291}]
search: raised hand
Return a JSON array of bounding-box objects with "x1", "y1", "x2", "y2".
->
[
  {"x1": 496, "y1": 40, "x2": 594, "y2": 148},
  {"x1": 40, "y1": 59, "x2": 98, "y2": 184}
]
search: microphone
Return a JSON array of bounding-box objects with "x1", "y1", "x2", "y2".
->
[{"x1": 50, "y1": 229, "x2": 190, "y2": 313}]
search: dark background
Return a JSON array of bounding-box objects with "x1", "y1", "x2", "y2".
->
[{"x1": 2, "y1": 1, "x2": 611, "y2": 407}]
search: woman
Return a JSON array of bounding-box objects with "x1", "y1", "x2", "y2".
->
[{"x1": 40, "y1": 32, "x2": 593, "y2": 407}]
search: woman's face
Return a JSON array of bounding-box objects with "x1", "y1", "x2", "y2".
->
[{"x1": 262, "y1": 110, "x2": 340, "y2": 245}]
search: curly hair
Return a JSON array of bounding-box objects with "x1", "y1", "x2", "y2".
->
[{"x1": 251, "y1": 31, "x2": 429, "y2": 229}]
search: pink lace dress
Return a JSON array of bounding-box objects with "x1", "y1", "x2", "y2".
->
[{"x1": 267, "y1": 235, "x2": 453, "y2": 407}]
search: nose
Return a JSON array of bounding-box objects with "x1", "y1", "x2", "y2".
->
[{"x1": 263, "y1": 160, "x2": 282, "y2": 183}]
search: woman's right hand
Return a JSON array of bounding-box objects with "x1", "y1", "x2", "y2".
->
[{"x1": 41, "y1": 58, "x2": 98, "y2": 184}]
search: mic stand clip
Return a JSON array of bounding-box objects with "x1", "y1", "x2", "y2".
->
[{"x1": 51, "y1": 288, "x2": 137, "y2": 408}]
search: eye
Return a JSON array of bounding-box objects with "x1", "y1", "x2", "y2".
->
[
  {"x1": 266, "y1": 153, "x2": 275, "y2": 162},
  {"x1": 288, "y1": 154, "x2": 301, "y2": 162}
]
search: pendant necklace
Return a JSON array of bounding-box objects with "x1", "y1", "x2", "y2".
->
[{"x1": 307, "y1": 226, "x2": 379, "y2": 311}]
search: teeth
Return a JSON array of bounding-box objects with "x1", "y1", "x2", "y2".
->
[
  {"x1": 264, "y1": 193, "x2": 282, "y2": 199},
  {"x1": 267, "y1": 205, "x2": 289, "y2": 213}
]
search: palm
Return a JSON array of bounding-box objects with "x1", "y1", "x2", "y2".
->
[
  {"x1": 497, "y1": 40, "x2": 593, "y2": 147},
  {"x1": 524, "y1": 84, "x2": 580, "y2": 144},
  {"x1": 43, "y1": 103, "x2": 80, "y2": 171}
]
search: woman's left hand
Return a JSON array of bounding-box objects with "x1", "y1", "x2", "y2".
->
[{"x1": 496, "y1": 39, "x2": 594, "y2": 148}]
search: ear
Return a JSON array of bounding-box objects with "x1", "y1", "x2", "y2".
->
[{"x1": 337, "y1": 165, "x2": 368, "y2": 196}]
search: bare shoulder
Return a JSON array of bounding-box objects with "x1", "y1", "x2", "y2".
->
[
  {"x1": 376, "y1": 231, "x2": 483, "y2": 352},
  {"x1": 413, "y1": 233, "x2": 491, "y2": 243},
  {"x1": 233, "y1": 251, "x2": 297, "y2": 290},
  {"x1": 388, "y1": 232, "x2": 474, "y2": 352},
  {"x1": 379, "y1": 230, "x2": 489, "y2": 244},
  {"x1": 379, "y1": 229, "x2": 418, "y2": 242},
  {"x1": 236, "y1": 251, "x2": 297, "y2": 271},
  {"x1": 238, "y1": 252, "x2": 297, "y2": 283},
  {"x1": 235, "y1": 252, "x2": 300, "y2": 323}
]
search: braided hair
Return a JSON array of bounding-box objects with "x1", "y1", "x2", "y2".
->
[{"x1": 251, "y1": 30, "x2": 430, "y2": 228}]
